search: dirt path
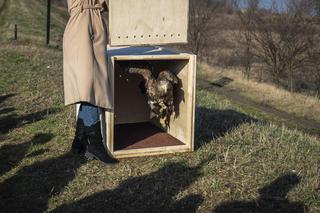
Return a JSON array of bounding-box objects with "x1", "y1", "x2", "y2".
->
[{"x1": 198, "y1": 79, "x2": 320, "y2": 137}]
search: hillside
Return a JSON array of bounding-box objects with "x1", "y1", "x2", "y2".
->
[
  {"x1": 198, "y1": 64, "x2": 320, "y2": 137},
  {"x1": 0, "y1": 0, "x2": 67, "y2": 44},
  {"x1": 0, "y1": 1, "x2": 319, "y2": 212}
]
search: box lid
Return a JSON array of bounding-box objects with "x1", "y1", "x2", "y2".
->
[{"x1": 108, "y1": 0, "x2": 189, "y2": 46}]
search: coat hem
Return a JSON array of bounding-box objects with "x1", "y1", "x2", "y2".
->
[{"x1": 64, "y1": 100, "x2": 113, "y2": 111}]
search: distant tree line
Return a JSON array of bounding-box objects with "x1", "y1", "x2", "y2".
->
[{"x1": 188, "y1": 0, "x2": 320, "y2": 94}]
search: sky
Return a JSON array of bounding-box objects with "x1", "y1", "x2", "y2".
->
[
  {"x1": 260, "y1": 0, "x2": 286, "y2": 9},
  {"x1": 239, "y1": 0, "x2": 288, "y2": 9}
]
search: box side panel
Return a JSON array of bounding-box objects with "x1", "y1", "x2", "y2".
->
[
  {"x1": 109, "y1": 0, "x2": 188, "y2": 46},
  {"x1": 190, "y1": 55, "x2": 197, "y2": 151},
  {"x1": 105, "y1": 56, "x2": 115, "y2": 153},
  {"x1": 165, "y1": 59, "x2": 191, "y2": 145}
]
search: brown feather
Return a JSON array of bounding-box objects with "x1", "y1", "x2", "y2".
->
[{"x1": 127, "y1": 66, "x2": 179, "y2": 127}]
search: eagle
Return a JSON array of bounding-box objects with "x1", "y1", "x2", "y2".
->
[{"x1": 126, "y1": 65, "x2": 179, "y2": 127}]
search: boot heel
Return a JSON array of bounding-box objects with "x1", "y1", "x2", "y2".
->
[{"x1": 85, "y1": 122, "x2": 119, "y2": 165}]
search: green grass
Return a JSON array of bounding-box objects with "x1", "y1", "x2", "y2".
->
[
  {"x1": 0, "y1": 1, "x2": 319, "y2": 212},
  {"x1": 0, "y1": 0, "x2": 67, "y2": 45}
]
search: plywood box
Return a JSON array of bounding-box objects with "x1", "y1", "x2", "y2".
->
[
  {"x1": 102, "y1": 46, "x2": 196, "y2": 158},
  {"x1": 108, "y1": 0, "x2": 189, "y2": 46}
]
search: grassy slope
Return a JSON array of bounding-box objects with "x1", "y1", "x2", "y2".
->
[
  {"x1": 0, "y1": 1, "x2": 319, "y2": 212},
  {"x1": 198, "y1": 64, "x2": 320, "y2": 124},
  {"x1": 0, "y1": 0, "x2": 66, "y2": 45}
]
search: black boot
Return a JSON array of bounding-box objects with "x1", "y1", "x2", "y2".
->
[
  {"x1": 85, "y1": 122, "x2": 118, "y2": 165},
  {"x1": 71, "y1": 118, "x2": 87, "y2": 154}
]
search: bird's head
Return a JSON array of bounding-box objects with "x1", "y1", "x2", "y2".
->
[{"x1": 158, "y1": 71, "x2": 179, "y2": 84}]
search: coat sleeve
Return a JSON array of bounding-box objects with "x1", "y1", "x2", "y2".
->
[{"x1": 100, "y1": 0, "x2": 109, "y2": 44}]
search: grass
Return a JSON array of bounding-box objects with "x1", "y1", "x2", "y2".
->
[
  {"x1": 198, "y1": 63, "x2": 320, "y2": 124},
  {"x1": 0, "y1": 0, "x2": 67, "y2": 45},
  {"x1": 0, "y1": 1, "x2": 319, "y2": 212}
]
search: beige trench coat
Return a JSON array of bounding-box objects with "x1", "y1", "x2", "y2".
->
[{"x1": 63, "y1": 0, "x2": 112, "y2": 109}]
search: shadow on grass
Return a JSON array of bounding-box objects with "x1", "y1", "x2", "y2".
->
[
  {"x1": 0, "y1": 93, "x2": 16, "y2": 105},
  {"x1": 213, "y1": 172, "x2": 306, "y2": 213},
  {"x1": 0, "y1": 133, "x2": 53, "y2": 176},
  {"x1": 0, "y1": 151, "x2": 87, "y2": 212},
  {"x1": 195, "y1": 107, "x2": 258, "y2": 148},
  {"x1": 51, "y1": 158, "x2": 215, "y2": 213},
  {"x1": 0, "y1": 107, "x2": 15, "y2": 115},
  {"x1": 0, "y1": 108, "x2": 61, "y2": 135}
]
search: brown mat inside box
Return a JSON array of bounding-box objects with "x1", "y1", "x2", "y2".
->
[{"x1": 114, "y1": 122, "x2": 185, "y2": 151}]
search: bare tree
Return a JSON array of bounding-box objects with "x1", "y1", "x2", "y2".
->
[
  {"x1": 188, "y1": 0, "x2": 224, "y2": 57},
  {"x1": 233, "y1": 0, "x2": 259, "y2": 79},
  {"x1": 307, "y1": 28, "x2": 320, "y2": 93},
  {"x1": 250, "y1": 2, "x2": 312, "y2": 91}
]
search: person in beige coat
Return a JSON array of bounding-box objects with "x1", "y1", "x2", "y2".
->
[{"x1": 63, "y1": 0, "x2": 117, "y2": 164}]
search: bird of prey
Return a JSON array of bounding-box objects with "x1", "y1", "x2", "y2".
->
[{"x1": 127, "y1": 65, "x2": 179, "y2": 127}]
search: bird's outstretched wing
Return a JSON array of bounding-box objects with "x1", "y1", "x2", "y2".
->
[{"x1": 128, "y1": 67, "x2": 153, "y2": 82}]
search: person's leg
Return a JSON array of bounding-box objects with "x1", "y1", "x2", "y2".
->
[
  {"x1": 78, "y1": 103, "x2": 100, "y2": 127},
  {"x1": 75, "y1": 103, "x2": 118, "y2": 164},
  {"x1": 72, "y1": 103, "x2": 99, "y2": 154},
  {"x1": 71, "y1": 103, "x2": 98, "y2": 154}
]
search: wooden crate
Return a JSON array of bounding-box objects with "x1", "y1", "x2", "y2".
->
[
  {"x1": 102, "y1": 46, "x2": 196, "y2": 158},
  {"x1": 108, "y1": 0, "x2": 189, "y2": 46}
]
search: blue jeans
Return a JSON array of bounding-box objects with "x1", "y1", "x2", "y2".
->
[{"x1": 78, "y1": 103, "x2": 99, "y2": 127}]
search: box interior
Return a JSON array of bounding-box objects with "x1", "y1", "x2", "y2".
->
[{"x1": 113, "y1": 59, "x2": 190, "y2": 151}]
